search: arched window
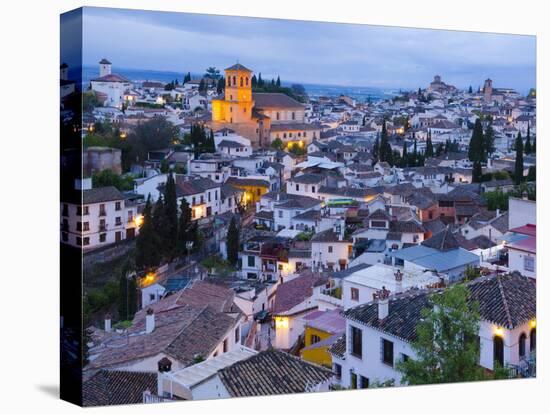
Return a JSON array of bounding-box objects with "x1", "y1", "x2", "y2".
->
[
  {"x1": 227, "y1": 77, "x2": 230, "y2": 87},
  {"x1": 246, "y1": 77, "x2": 249, "y2": 86},
  {"x1": 519, "y1": 333, "x2": 526, "y2": 358},
  {"x1": 240, "y1": 77, "x2": 243, "y2": 87},
  {"x1": 232, "y1": 76, "x2": 236, "y2": 86},
  {"x1": 493, "y1": 336, "x2": 504, "y2": 368},
  {"x1": 530, "y1": 328, "x2": 536, "y2": 352}
]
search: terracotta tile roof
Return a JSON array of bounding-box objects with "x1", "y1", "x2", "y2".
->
[
  {"x1": 273, "y1": 273, "x2": 324, "y2": 314},
  {"x1": 83, "y1": 186, "x2": 124, "y2": 204},
  {"x1": 226, "y1": 177, "x2": 270, "y2": 188},
  {"x1": 225, "y1": 63, "x2": 252, "y2": 71},
  {"x1": 253, "y1": 92, "x2": 304, "y2": 109},
  {"x1": 218, "y1": 350, "x2": 332, "y2": 397},
  {"x1": 328, "y1": 334, "x2": 346, "y2": 358},
  {"x1": 344, "y1": 273, "x2": 535, "y2": 342},
  {"x1": 83, "y1": 370, "x2": 157, "y2": 406},
  {"x1": 91, "y1": 73, "x2": 130, "y2": 83},
  {"x1": 422, "y1": 227, "x2": 459, "y2": 251},
  {"x1": 175, "y1": 176, "x2": 220, "y2": 197}
]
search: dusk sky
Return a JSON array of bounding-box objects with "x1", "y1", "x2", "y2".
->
[{"x1": 66, "y1": 7, "x2": 535, "y2": 92}]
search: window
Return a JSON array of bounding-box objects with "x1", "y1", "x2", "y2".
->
[
  {"x1": 115, "y1": 201, "x2": 121, "y2": 211},
  {"x1": 350, "y1": 372, "x2": 357, "y2": 389},
  {"x1": 493, "y1": 335, "x2": 504, "y2": 368},
  {"x1": 127, "y1": 211, "x2": 133, "y2": 223},
  {"x1": 248, "y1": 256, "x2": 255, "y2": 267},
  {"x1": 232, "y1": 76, "x2": 236, "y2": 86},
  {"x1": 312, "y1": 186, "x2": 316, "y2": 193},
  {"x1": 524, "y1": 256, "x2": 535, "y2": 272},
  {"x1": 149, "y1": 294, "x2": 155, "y2": 302},
  {"x1": 83, "y1": 222, "x2": 89, "y2": 231},
  {"x1": 62, "y1": 204, "x2": 69, "y2": 217},
  {"x1": 295, "y1": 184, "x2": 299, "y2": 191},
  {"x1": 351, "y1": 287, "x2": 359, "y2": 301},
  {"x1": 208, "y1": 191, "x2": 211, "y2": 202},
  {"x1": 333, "y1": 363, "x2": 342, "y2": 379},
  {"x1": 276, "y1": 112, "x2": 280, "y2": 120},
  {"x1": 76, "y1": 206, "x2": 82, "y2": 216},
  {"x1": 351, "y1": 326, "x2": 362, "y2": 358},
  {"x1": 76, "y1": 237, "x2": 82, "y2": 246},
  {"x1": 76, "y1": 222, "x2": 82, "y2": 231},
  {"x1": 246, "y1": 77, "x2": 249, "y2": 86},
  {"x1": 292, "y1": 112, "x2": 295, "y2": 120},
  {"x1": 223, "y1": 338, "x2": 228, "y2": 353},
  {"x1": 62, "y1": 232, "x2": 68, "y2": 242},
  {"x1": 99, "y1": 204, "x2": 106, "y2": 216},
  {"x1": 311, "y1": 334, "x2": 321, "y2": 345},
  {"x1": 371, "y1": 220, "x2": 387, "y2": 228},
  {"x1": 519, "y1": 333, "x2": 527, "y2": 358},
  {"x1": 99, "y1": 233, "x2": 107, "y2": 243},
  {"x1": 401, "y1": 353, "x2": 410, "y2": 363},
  {"x1": 235, "y1": 326, "x2": 240, "y2": 344},
  {"x1": 328, "y1": 246, "x2": 333, "y2": 253},
  {"x1": 382, "y1": 339, "x2": 394, "y2": 366},
  {"x1": 530, "y1": 328, "x2": 536, "y2": 351},
  {"x1": 240, "y1": 77, "x2": 243, "y2": 87},
  {"x1": 359, "y1": 376, "x2": 369, "y2": 389},
  {"x1": 115, "y1": 217, "x2": 122, "y2": 226},
  {"x1": 257, "y1": 188, "x2": 261, "y2": 196},
  {"x1": 83, "y1": 237, "x2": 90, "y2": 246}
]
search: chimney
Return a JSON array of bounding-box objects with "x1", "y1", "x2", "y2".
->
[
  {"x1": 157, "y1": 357, "x2": 172, "y2": 398},
  {"x1": 394, "y1": 270, "x2": 403, "y2": 293},
  {"x1": 146, "y1": 308, "x2": 155, "y2": 334},
  {"x1": 373, "y1": 287, "x2": 390, "y2": 320},
  {"x1": 104, "y1": 313, "x2": 112, "y2": 333}
]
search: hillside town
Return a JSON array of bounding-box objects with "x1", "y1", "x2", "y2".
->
[{"x1": 61, "y1": 59, "x2": 536, "y2": 405}]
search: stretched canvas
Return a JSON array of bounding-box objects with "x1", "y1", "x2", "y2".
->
[{"x1": 60, "y1": 6, "x2": 537, "y2": 407}]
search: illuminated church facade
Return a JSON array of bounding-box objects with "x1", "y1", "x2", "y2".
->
[{"x1": 210, "y1": 63, "x2": 321, "y2": 148}]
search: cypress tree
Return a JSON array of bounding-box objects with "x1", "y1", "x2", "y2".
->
[
  {"x1": 177, "y1": 197, "x2": 192, "y2": 249},
  {"x1": 425, "y1": 131, "x2": 434, "y2": 158},
  {"x1": 379, "y1": 120, "x2": 392, "y2": 163},
  {"x1": 163, "y1": 173, "x2": 178, "y2": 258},
  {"x1": 372, "y1": 137, "x2": 380, "y2": 161},
  {"x1": 527, "y1": 166, "x2": 536, "y2": 182},
  {"x1": 258, "y1": 73, "x2": 264, "y2": 87},
  {"x1": 484, "y1": 119, "x2": 495, "y2": 159},
  {"x1": 436, "y1": 143, "x2": 444, "y2": 157},
  {"x1": 468, "y1": 119, "x2": 484, "y2": 162},
  {"x1": 468, "y1": 85, "x2": 473, "y2": 94},
  {"x1": 524, "y1": 124, "x2": 532, "y2": 154},
  {"x1": 217, "y1": 77, "x2": 225, "y2": 95},
  {"x1": 226, "y1": 216, "x2": 240, "y2": 266},
  {"x1": 135, "y1": 195, "x2": 161, "y2": 270},
  {"x1": 251, "y1": 74, "x2": 257, "y2": 88},
  {"x1": 412, "y1": 138, "x2": 418, "y2": 167},
  {"x1": 402, "y1": 140, "x2": 409, "y2": 167},
  {"x1": 276, "y1": 75, "x2": 281, "y2": 87},
  {"x1": 514, "y1": 132, "x2": 524, "y2": 185},
  {"x1": 472, "y1": 161, "x2": 483, "y2": 183}
]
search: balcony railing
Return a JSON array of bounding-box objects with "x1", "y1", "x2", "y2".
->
[{"x1": 507, "y1": 351, "x2": 536, "y2": 378}]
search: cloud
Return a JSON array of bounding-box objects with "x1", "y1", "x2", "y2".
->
[{"x1": 78, "y1": 7, "x2": 535, "y2": 92}]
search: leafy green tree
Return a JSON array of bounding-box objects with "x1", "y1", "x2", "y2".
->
[
  {"x1": 135, "y1": 196, "x2": 161, "y2": 269},
  {"x1": 226, "y1": 216, "x2": 240, "y2": 266},
  {"x1": 484, "y1": 189, "x2": 509, "y2": 211},
  {"x1": 92, "y1": 169, "x2": 134, "y2": 191},
  {"x1": 396, "y1": 284, "x2": 484, "y2": 385},
  {"x1": 514, "y1": 132, "x2": 524, "y2": 185},
  {"x1": 204, "y1": 67, "x2": 221, "y2": 80},
  {"x1": 83, "y1": 91, "x2": 99, "y2": 112},
  {"x1": 271, "y1": 138, "x2": 284, "y2": 150}
]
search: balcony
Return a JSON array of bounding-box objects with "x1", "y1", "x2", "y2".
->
[
  {"x1": 506, "y1": 351, "x2": 536, "y2": 378},
  {"x1": 99, "y1": 224, "x2": 108, "y2": 232},
  {"x1": 99, "y1": 210, "x2": 107, "y2": 217}
]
